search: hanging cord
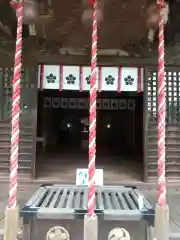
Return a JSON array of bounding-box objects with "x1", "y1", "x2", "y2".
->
[
  {"x1": 9, "y1": 0, "x2": 23, "y2": 209},
  {"x1": 88, "y1": 0, "x2": 97, "y2": 218},
  {"x1": 156, "y1": 0, "x2": 167, "y2": 207}
]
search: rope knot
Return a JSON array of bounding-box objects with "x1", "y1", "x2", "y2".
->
[
  {"x1": 88, "y1": 0, "x2": 96, "y2": 5},
  {"x1": 10, "y1": 0, "x2": 22, "y2": 9},
  {"x1": 157, "y1": 0, "x2": 165, "y2": 8}
]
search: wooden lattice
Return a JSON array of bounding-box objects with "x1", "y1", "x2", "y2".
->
[
  {"x1": 0, "y1": 67, "x2": 33, "y2": 121},
  {"x1": 147, "y1": 69, "x2": 180, "y2": 124},
  {"x1": 147, "y1": 68, "x2": 180, "y2": 181}
]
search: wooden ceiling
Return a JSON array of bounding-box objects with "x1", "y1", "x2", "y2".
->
[
  {"x1": 1, "y1": 0, "x2": 180, "y2": 63},
  {"x1": 0, "y1": 0, "x2": 152, "y2": 57},
  {"x1": 35, "y1": 0, "x2": 148, "y2": 50}
]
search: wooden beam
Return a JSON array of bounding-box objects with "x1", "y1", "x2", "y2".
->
[
  {"x1": 22, "y1": 52, "x2": 180, "y2": 66},
  {"x1": 0, "y1": 51, "x2": 179, "y2": 68}
]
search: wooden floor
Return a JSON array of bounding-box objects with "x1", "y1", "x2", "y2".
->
[{"x1": 35, "y1": 151, "x2": 143, "y2": 184}]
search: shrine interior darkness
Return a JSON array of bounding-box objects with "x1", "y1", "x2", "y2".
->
[{"x1": 36, "y1": 90, "x2": 144, "y2": 181}]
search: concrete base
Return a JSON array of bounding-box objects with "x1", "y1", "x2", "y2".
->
[
  {"x1": 155, "y1": 203, "x2": 169, "y2": 240},
  {"x1": 84, "y1": 214, "x2": 98, "y2": 240},
  {"x1": 146, "y1": 226, "x2": 154, "y2": 240},
  {"x1": 4, "y1": 206, "x2": 19, "y2": 240}
]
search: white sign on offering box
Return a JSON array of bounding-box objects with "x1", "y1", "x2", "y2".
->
[
  {"x1": 76, "y1": 168, "x2": 103, "y2": 186},
  {"x1": 43, "y1": 65, "x2": 60, "y2": 90},
  {"x1": 62, "y1": 66, "x2": 80, "y2": 90},
  {"x1": 81, "y1": 66, "x2": 99, "y2": 91},
  {"x1": 121, "y1": 67, "x2": 138, "y2": 92},
  {"x1": 101, "y1": 67, "x2": 119, "y2": 91}
]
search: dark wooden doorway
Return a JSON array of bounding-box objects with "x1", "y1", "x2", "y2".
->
[{"x1": 35, "y1": 90, "x2": 144, "y2": 183}]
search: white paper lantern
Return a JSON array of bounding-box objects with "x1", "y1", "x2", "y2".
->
[
  {"x1": 82, "y1": 8, "x2": 103, "y2": 26},
  {"x1": 23, "y1": 0, "x2": 39, "y2": 25}
]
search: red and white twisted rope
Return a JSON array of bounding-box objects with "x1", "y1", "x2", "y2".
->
[
  {"x1": 88, "y1": 0, "x2": 97, "y2": 217},
  {"x1": 157, "y1": 0, "x2": 166, "y2": 206},
  {"x1": 9, "y1": 0, "x2": 23, "y2": 209}
]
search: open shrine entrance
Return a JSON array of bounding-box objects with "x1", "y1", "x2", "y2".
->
[{"x1": 35, "y1": 89, "x2": 144, "y2": 183}]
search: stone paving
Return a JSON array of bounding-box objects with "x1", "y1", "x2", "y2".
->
[{"x1": 0, "y1": 183, "x2": 180, "y2": 238}]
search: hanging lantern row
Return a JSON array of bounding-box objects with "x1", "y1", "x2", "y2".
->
[
  {"x1": 38, "y1": 65, "x2": 143, "y2": 92},
  {"x1": 43, "y1": 97, "x2": 136, "y2": 110}
]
